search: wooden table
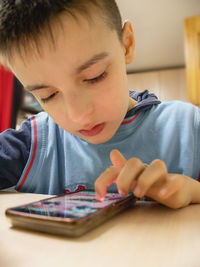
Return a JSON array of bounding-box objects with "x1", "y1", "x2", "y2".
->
[{"x1": 0, "y1": 192, "x2": 200, "y2": 267}]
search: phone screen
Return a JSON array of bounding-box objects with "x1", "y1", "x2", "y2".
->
[{"x1": 10, "y1": 191, "x2": 132, "y2": 219}]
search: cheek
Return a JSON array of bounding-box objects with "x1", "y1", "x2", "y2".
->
[
  {"x1": 40, "y1": 104, "x2": 72, "y2": 129},
  {"x1": 103, "y1": 76, "x2": 129, "y2": 105},
  {"x1": 96, "y1": 87, "x2": 129, "y2": 119},
  {"x1": 51, "y1": 115, "x2": 75, "y2": 133}
]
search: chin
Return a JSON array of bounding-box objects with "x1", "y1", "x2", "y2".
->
[{"x1": 85, "y1": 132, "x2": 115, "y2": 145}]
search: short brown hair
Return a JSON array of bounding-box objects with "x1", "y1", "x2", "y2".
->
[{"x1": 0, "y1": 0, "x2": 122, "y2": 66}]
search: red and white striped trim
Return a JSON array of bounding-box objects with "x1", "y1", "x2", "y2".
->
[
  {"x1": 17, "y1": 115, "x2": 37, "y2": 191},
  {"x1": 121, "y1": 113, "x2": 139, "y2": 125}
]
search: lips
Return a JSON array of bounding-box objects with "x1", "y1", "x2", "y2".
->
[{"x1": 79, "y1": 123, "x2": 105, "y2": 137}]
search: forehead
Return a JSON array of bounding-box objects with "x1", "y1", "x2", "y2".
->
[
  {"x1": 10, "y1": 12, "x2": 121, "y2": 84},
  {"x1": 14, "y1": 12, "x2": 114, "y2": 63}
]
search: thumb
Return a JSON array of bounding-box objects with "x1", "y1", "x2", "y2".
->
[{"x1": 110, "y1": 149, "x2": 127, "y2": 169}]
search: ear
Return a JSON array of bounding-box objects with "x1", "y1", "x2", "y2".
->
[{"x1": 122, "y1": 21, "x2": 135, "y2": 64}]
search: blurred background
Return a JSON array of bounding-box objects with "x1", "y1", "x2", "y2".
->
[
  {"x1": 0, "y1": 0, "x2": 199, "y2": 132},
  {"x1": 116, "y1": 0, "x2": 200, "y2": 103},
  {"x1": 117, "y1": 0, "x2": 199, "y2": 72}
]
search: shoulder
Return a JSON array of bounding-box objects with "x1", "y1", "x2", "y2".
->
[
  {"x1": 147, "y1": 100, "x2": 200, "y2": 128},
  {"x1": 31, "y1": 112, "x2": 68, "y2": 142},
  {"x1": 151, "y1": 100, "x2": 199, "y2": 117},
  {"x1": 157, "y1": 100, "x2": 197, "y2": 110},
  {"x1": 29, "y1": 111, "x2": 57, "y2": 132},
  {"x1": 31, "y1": 111, "x2": 50, "y2": 123}
]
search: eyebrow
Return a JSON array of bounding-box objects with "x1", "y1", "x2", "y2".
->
[
  {"x1": 76, "y1": 52, "x2": 109, "y2": 74},
  {"x1": 24, "y1": 84, "x2": 52, "y2": 92},
  {"x1": 25, "y1": 52, "x2": 109, "y2": 92}
]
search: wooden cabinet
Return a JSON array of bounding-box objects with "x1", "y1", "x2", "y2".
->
[
  {"x1": 127, "y1": 68, "x2": 187, "y2": 102},
  {"x1": 184, "y1": 15, "x2": 200, "y2": 107}
]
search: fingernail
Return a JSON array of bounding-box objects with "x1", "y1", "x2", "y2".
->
[
  {"x1": 118, "y1": 189, "x2": 125, "y2": 196},
  {"x1": 96, "y1": 192, "x2": 104, "y2": 201}
]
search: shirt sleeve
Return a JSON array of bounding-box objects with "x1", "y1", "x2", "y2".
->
[{"x1": 0, "y1": 118, "x2": 31, "y2": 189}]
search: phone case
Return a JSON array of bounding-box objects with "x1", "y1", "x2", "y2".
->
[{"x1": 5, "y1": 190, "x2": 136, "y2": 237}]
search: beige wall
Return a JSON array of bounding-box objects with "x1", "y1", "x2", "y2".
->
[{"x1": 127, "y1": 68, "x2": 188, "y2": 102}]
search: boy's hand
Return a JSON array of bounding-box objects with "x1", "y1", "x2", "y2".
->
[{"x1": 95, "y1": 149, "x2": 200, "y2": 209}]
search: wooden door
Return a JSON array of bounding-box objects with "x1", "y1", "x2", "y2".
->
[{"x1": 184, "y1": 15, "x2": 200, "y2": 107}]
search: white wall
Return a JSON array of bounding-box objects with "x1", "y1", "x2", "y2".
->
[{"x1": 116, "y1": 0, "x2": 200, "y2": 72}]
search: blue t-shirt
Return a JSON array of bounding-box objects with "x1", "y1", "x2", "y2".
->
[
  {"x1": 15, "y1": 98, "x2": 200, "y2": 195},
  {"x1": 2, "y1": 90, "x2": 200, "y2": 195},
  {"x1": 0, "y1": 90, "x2": 160, "y2": 191}
]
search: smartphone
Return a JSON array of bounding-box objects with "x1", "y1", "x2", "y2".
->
[{"x1": 6, "y1": 190, "x2": 136, "y2": 237}]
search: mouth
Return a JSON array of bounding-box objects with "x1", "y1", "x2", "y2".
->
[{"x1": 79, "y1": 123, "x2": 105, "y2": 137}]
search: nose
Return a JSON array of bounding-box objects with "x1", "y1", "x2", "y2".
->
[{"x1": 66, "y1": 95, "x2": 94, "y2": 124}]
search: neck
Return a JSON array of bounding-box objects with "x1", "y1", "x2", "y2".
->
[{"x1": 128, "y1": 97, "x2": 137, "y2": 112}]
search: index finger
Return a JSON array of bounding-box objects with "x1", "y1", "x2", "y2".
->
[
  {"x1": 110, "y1": 149, "x2": 127, "y2": 168},
  {"x1": 94, "y1": 166, "x2": 121, "y2": 201}
]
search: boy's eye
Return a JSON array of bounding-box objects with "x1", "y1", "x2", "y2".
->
[
  {"x1": 84, "y1": 71, "x2": 107, "y2": 84},
  {"x1": 39, "y1": 72, "x2": 107, "y2": 104},
  {"x1": 40, "y1": 92, "x2": 57, "y2": 104}
]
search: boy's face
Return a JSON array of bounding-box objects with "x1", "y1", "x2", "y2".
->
[{"x1": 11, "y1": 12, "x2": 135, "y2": 144}]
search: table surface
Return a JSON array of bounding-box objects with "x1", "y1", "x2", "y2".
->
[{"x1": 1, "y1": 192, "x2": 200, "y2": 267}]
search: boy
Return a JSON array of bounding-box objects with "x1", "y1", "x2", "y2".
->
[{"x1": 0, "y1": 0, "x2": 200, "y2": 209}]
